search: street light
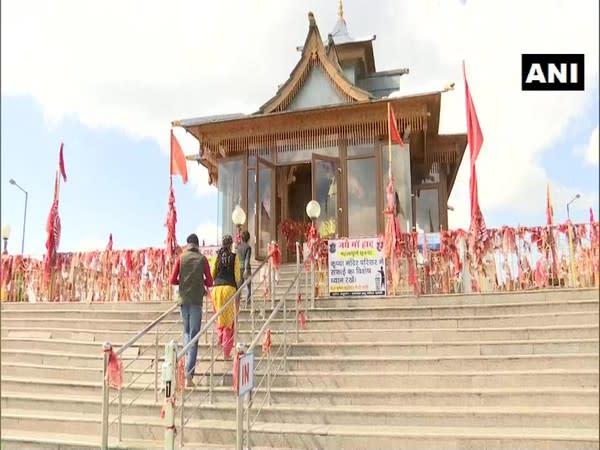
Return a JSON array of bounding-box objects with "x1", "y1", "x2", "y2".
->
[
  {"x1": 566, "y1": 193, "x2": 581, "y2": 221},
  {"x1": 2, "y1": 224, "x2": 11, "y2": 255},
  {"x1": 305, "y1": 200, "x2": 321, "y2": 308},
  {"x1": 9, "y1": 179, "x2": 28, "y2": 255},
  {"x1": 232, "y1": 205, "x2": 246, "y2": 246}
]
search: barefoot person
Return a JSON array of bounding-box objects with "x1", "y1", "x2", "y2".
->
[
  {"x1": 211, "y1": 234, "x2": 241, "y2": 360},
  {"x1": 170, "y1": 233, "x2": 213, "y2": 387}
]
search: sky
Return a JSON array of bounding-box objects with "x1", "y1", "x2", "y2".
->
[{"x1": 1, "y1": 0, "x2": 598, "y2": 257}]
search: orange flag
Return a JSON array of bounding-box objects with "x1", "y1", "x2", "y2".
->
[
  {"x1": 170, "y1": 130, "x2": 188, "y2": 184},
  {"x1": 387, "y1": 103, "x2": 404, "y2": 147}
]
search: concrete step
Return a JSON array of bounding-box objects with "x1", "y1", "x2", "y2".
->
[
  {"x1": 3, "y1": 324, "x2": 598, "y2": 344},
  {"x1": 2, "y1": 410, "x2": 598, "y2": 450},
  {"x1": 3, "y1": 347, "x2": 598, "y2": 372},
  {"x1": 3, "y1": 392, "x2": 598, "y2": 429},
  {"x1": 4, "y1": 298, "x2": 596, "y2": 322},
  {"x1": 2, "y1": 336, "x2": 597, "y2": 358},
  {"x1": 237, "y1": 312, "x2": 600, "y2": 330},
  {"x1": 5, "y1": 359, "x2": 598, "y2": 389},
  {"x1": 2, "y1": 376, "x2": 597, "y2": 407},
  {"x1": 6, "y1": 310, "x2": 593, "y2": 331}
]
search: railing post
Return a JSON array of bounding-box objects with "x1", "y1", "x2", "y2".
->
[
  {"x1": 267, "y1": 347, "x2": 272, "y2": 406},
  {"x1": 101, "y1": 342, "x2": 111, "y2": 450},
  {"x1": 235, "y1": 343, "x2": 246, "y2": 450},
  {"x1": 246, "y1": 391, "x2": 253, "y2": 450},
  {"x1": 154, "y1": 327, "x2": 159, "y2": 403},
  {"x1": 209, "y1": 324, "x2": 215, "y2": 404},
  {"x1": 180, "y1": 379, "x2": 185, "y2": 448},
  {"x1": 117, "y1": 388, "x2": 123, "y2": 442},
  {"x1": 311, "y1": 261, "x2": 316, "y2": 309},
  {"x1": 296, "y1": 242, "x2": 300, "y2": 343},
  {"x1": 269, "y1": 259, "x2": 275, "y2": 309},
  {"x1": 163, "y1": 340, "x2": 178, "y2": 450},
  {"x1": 283, "y1": 288, "x2": 287, "y2": 372}
]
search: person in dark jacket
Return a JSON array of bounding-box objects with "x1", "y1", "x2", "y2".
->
[
  {"x1": 235, "y1": 231, "x2": 252, "y2": 305},
  {"x1": 211, "y1": 234, "x2": 241, "y2": 360},
  {"x1": 170, "y1": 233, "x2": 213, "y2": 387}
]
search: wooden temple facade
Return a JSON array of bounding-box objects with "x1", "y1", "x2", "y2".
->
[{"x1": 173, "y1": 8, "x2": 467, "y2": 261}]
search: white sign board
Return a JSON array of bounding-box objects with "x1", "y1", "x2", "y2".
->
[
  {"x1": 328, "y1": 237, "x2": 386, "y2": 297},
  {"x1": 238, "y1": 351, "x2": 254, "y2": 397}
]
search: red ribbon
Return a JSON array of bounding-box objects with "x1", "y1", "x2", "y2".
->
[
  {"x1": 299, "y1": 311, "x2": 306, "y2": 329},
  {"x1": 105, "y1": 347, "x2": 123, "y2": 390},
  {"x1": 262, "y1": 329, "x2": 272, "y2": 354},
  {"x1": 176, "y1": 357, "x2": 185, "y2": 393}
]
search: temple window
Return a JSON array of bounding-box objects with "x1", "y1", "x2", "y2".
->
[
  {"x1": 347, "y1": 157, "x2": 377, "y2": 237},
  {"x1": 217, "y1": 158, "x2": 243, "y2": 241},
  {"x1": 414, "y1": 187, "x2": 440, "y2": 233}
]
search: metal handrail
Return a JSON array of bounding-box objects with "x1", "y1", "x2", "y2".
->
[
  {"x1": 116, "y1": 303, "x2": 179, "y2": 356},
  {"x1": 248, "y1": 271, "x2": 300, "y2": 351}
]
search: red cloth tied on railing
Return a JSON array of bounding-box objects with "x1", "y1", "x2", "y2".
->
[
  {"x1": 299, "y1": 311, "x2": 307, "y2": 329},
  {"x1": 176, "y1": 357, "x2": 185, "y2": 393},
  {"x1": 105, "y1": 347, "x2": 123, "y2": 390},
  {"x1": 268, "y1": 242, "x2": 282, "y2": 277},
  {"x1": 262, "y1": 329, "x2": 272, "y2": 354},
  {"x1": 232, "y1": 350, "x2": 243, "y2": 393},
  {"x1": 304, "y1": 222, "x2": 321, "y2": 271}
]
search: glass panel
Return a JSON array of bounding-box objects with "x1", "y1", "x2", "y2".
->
[
  {"x1": 347, "y1": 158, "x2": 377, "y2": 237},
  {"x1": 415, "y1": 188, "x2": 440, "y2": 233},
  {"x1": 247, "y1": 168, "x2": 256, "y2": 258},
  {"x1": 381, "y1": 144, "x2": 412, "y2": 232},
  {"x1": 277, "y1": 145, "x2": 338, "y2": 165},
  {"x1": 217, "y1": 159, "x2": 243, "y2": 241},
  {"x1": 314, "y1": 159, "x2": 338, "y2": 238},
  {"x1": 258, "y1": 162, "x2": 273, "y2": 257},
  {"x1": 347, "y1": 143, "x2": 374, "y2": 158},
  {"x1": 248, "y1": 156, "x2": 256, "y2": 168}
]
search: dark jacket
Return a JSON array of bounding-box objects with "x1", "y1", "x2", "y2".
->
[
  {"x1": 236, "y1": 242, "x2": 252, "y2": 275},
  {"x1": 170, "y1": 245, "x2": 213, "y2": 305}
]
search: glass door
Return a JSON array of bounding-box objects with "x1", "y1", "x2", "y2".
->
[
  {"x1": 257, "y1": 157, "x2": 276, "y2": 259},
  {"x1": 312, "y1": 154, "x2": 342, "y2": 239}
]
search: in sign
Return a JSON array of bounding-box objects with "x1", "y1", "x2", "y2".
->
[{"x1": 238, "y1": 351, "x2": 254, "y2": 397}]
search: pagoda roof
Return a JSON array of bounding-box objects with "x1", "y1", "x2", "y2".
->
[{"x1": 257, "y1": 12, "x2": 374, "y2": 114}]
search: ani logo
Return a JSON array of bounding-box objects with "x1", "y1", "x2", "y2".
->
[{"x1": 521, "y1": 54, "x2": 584, "y2": 91}]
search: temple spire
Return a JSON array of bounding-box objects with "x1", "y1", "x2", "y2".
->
[{"x1": 338, "y1": 0, "x2": 344, "y2": 20}]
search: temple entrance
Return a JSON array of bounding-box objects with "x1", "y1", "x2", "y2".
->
[{"x1": 277, "y1": 163, "x2": 312, "y2": 262}]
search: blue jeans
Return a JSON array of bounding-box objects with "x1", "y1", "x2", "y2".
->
[{"x1": 180, "y1": 303, "x2": 202, "y2": 378}]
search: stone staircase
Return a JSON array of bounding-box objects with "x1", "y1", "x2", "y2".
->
[{"x1": 1, "y1": 264, "x2": 599, "y2": 449}]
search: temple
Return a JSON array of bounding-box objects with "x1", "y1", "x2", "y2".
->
[{"x1": 173, "y1": 6, "x2": 467, "y2": 261}]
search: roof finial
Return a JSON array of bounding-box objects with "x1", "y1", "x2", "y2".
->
[{"x1": 338, "y1": 0, "x2": 344, "y2": 20}]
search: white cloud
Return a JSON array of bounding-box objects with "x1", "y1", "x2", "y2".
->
[
  {"x1": 581, "y1": 126, "x2": 599, "y2": 166},
  {"x1": 1, "y1": 0, "x2": 598, "y2": 226}
]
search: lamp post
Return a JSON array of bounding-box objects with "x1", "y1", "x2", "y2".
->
[
  {"x1": 2, "y1": 225, "x2": 11, "y2": 255},
  {"x1": 306, "y1": 200, "x2": 321, "y2": 308},
  {"x1": 231, "y1": 205, "x2": 246, "y2": 247},
  {"x1": 9, "y1": 179, "x2": 28, "y2": 255},
  {"x1": 566, "y1": 193, "x2": 581, "y2": 221}
]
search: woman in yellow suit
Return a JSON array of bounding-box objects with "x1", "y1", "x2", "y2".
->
[{"x1": 211, "y1": 234, "x2": 241, "y2": 360}]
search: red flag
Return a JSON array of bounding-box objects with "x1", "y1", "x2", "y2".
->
[
  {"x1": 106, "y1": 233, "x2": 113, "y2": 252},
  {"x1": 546, "y1": 184, "x2": 554, "y2": 225},
  {"x1": 58, "y1": 143, "x2": 67, "y2": 182},
  {"x1": 170, "y1": 130, "x2": 188, "y2": 184},
  {"x1": 44, "y1": 173, "x2": 61, "y2": 286},
  {"x1": 463, "y1": 61, "x2": 484, "y2": 165},
  {"x1": 165, "y1": 181, "x2": 178, "y2": 259},
  {"x1": 463, "y1": 61, "x2": 486, "y2": 236},
  {"x1": 387, "y1": 103, "x2": 404, "y2": 147}
]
